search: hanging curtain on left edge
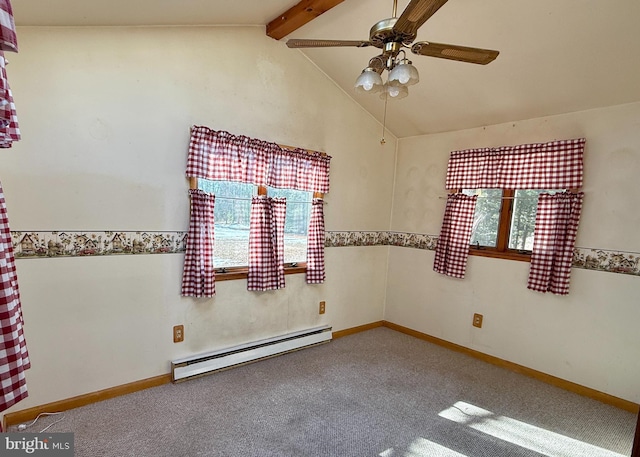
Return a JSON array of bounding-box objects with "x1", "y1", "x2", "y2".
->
[
  {"x1": 0, "y1": 180, "x2": 30, "y2": 417},
  {"x1": 0, "y1": 0, "x2": 27, "y2": 428},
  {"x1": 0, "y1": 0, "x2": 19, "y2": 149},
  {"x1": 181, "y1": 189, "x2": 216, "y2": 298}
]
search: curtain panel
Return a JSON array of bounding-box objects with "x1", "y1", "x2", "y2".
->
[
  {"x1": 528, "y1": 192, "x2": 584, "y2": 295},
  {"x1": 248, "y1": 197, "x2": 286, "y2": 291},
  {"x1": 436, "y1": 138, "x2": 585, "y2": 291},
  {"x1": 433, "y1": 193, "x2": 477, "y2": 279},
  {"x1": 186, "y1": 126, "x2": 331, "y2": 194},
  {"x1": 445, "y1": 138, "x2": 585, "y2": 190},
  {"x1": 0, "y1": 53, "x2": 19, "y2": 148},
  {"x1": 181, "y1": 190, "x2": 216, "y2": 298},
  {"x1": 0, "y1": 0, "x2": 18, "y2": 53},
  {"x1": 306, "y1": 199, "x2": 326, "y2": 284},
  {"x1": 0, "y1": 181, "x2": 30, "y2": 415}
]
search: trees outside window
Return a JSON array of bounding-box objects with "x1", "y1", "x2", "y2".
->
[
  {"x1": 198, "y1": 179, "x2": 311, "y2": 268},
  {"x1": 463, "y1": 188, "x2": 564, "y2": 259}
]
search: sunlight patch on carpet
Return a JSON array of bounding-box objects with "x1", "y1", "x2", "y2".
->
[
  {"x1": 379, "y1": 438, "x2": 468, "y2": 457},
  {"x1": 439, "y1": 401, "x2": 625, "y2": 457}
]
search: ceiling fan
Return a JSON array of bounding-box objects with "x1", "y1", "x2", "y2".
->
[{"x1": 286, "y1": 0, "x2": 499, "y2": 99}]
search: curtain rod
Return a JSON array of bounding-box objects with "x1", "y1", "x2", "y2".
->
[
  {"x1": 439, "y1": 193, "x2": 581, "y2": 200},
  {"x1": 188, "y1": 126, "x2": 326, "y2": 156},
  {"x1": 277, "y1": 143, "x2": 327, "y2": 157},
  {"x1": 215, "y1": 196, "x2": 314, "y2": 204},
  {"x1": 189, "y1": 194, "x2": 325, "y2": 204},
  {"x1": 442, "y1": 189, "x2": 580, "y2": 199}
]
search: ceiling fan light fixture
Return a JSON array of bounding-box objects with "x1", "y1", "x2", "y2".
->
[
  {"x1": 354, "y1": 67, "x2": 384, "y2": 94},
  {"x1": 388, "y1": 61, "x2": 420, "y2": 86}
]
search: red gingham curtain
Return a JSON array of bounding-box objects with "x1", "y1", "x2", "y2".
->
[
  {"x1": 527, "y1": 192, "x2": 584, "y2": 295},
  {"x1": 0, "y1": 180, "x2": 30, "y2": 415},
  {"x1": 186, "y1": 128, "x2": 269, "y2": 186},
  {"x1": 266, "y1": 148, "x2": 331, "y2": 193},
  {"x1": 433, "y1": 193, "x2": 477, "y2": 279},
  {"x1": 181, "y1": 189, "x2": 216, "y2": 298},
  {"x1": 186, "y1": 126, "x2": 331, "y2": 193},
  {"x1": 446, "y1": 138, "x2": 585, "y2": 190},
  {"x1": 248, "y1": 197, "x2": 286, "y2": 291},
  {"x1": 0, "y1": 53, "x2": 20, "y2": 149},
  {"x1": 0, "y1": 1, "x2": 18, "y2": 53},
  {"x1": 306, "y1": 199, "x2": 325, "y2": 284}
]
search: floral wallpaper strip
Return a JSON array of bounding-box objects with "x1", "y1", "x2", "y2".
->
[
  {"x1": 324, "y1": 231, "x2": 390, "y2": 247},
  {"x1": 10, "y1": 231, "x2": 187, "y2": 258},
  {"x1": 324, "y1": 231, "x2": 438, "y2": 250},
  {"x1": 571, "y1": 247, "x2": 640, "y2": 276},
  {"x1": 325, "y1": 231, "x2": 640, "y2": 277},
  {"x1": 8, "y1": 229, "x2": 639, "y2": 277}
]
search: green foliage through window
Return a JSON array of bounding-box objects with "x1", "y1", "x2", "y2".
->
[
  {"x1": 463, "y1": 188, "x2": 563, "y2": 253},
  {"x1": 197, "y1": 179, "x2": 311, "y2": 268}
]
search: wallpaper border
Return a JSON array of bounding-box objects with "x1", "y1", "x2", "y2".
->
[
  {"x1": 10, "y1": 231, "x2": 187, "y2": 258},
  {"x1": 9, "y1": 230, "x2": 639, "y2": 277},
  {"x1": 325, "y1": 231, "x2": 640, "y2": 278}
]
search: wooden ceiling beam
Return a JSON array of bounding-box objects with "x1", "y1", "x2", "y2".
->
[{"x1": 266, "y1": 0, "x2": 345, "y2": 40}]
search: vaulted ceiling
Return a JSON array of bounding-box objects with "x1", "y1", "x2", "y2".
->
[{"x1": 13, "y1": 0, "x2": 640, "y2": 138}]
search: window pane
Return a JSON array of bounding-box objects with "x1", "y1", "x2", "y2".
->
[
  {"x1": 509, "y1": 189, "x2": 563, "y2": 251},
  {"x1": 462, "y1": 189, "x2": 503, "y2": 248},
  {"x1": 267, "y1": 187, "x2": 311, "y2": 264},
  {"x1": 198, "y1": 179, "x2": 254, "y2": 268}
]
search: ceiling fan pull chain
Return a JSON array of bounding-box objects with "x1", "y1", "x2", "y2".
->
[{"x1": 381, "y1": 93, "x2": 389, "y2": 145}]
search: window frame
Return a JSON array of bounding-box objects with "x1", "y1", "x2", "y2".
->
[
  {"x1": 466, "y1": 189, "x2": 532, "y2": 263},
  {"x1": 466, "y1": 188, "x2": 576, "y2": 262},
  {"x1": 189, "y1": 177, "x2": 320, "y2": 281}
]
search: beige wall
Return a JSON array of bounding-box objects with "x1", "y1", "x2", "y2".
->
[
  {"x1": 3, "y1": 24, "x2": 638, "y2": 416},
  {"x1": 0, "y1": 26, "x2": 396, "y2": 412},
  {"x1": 387, "y1": 102, "x2": 640, "y2": 403}
]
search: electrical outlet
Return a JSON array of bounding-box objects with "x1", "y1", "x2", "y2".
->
[
  {"x1": 173, "y1": 325, "x2": 184, "y2": 343},
  {"x1": 472, "y1": 313, "x2": 483, "y2": 328},
  {"x1": 319, "y1": 301, "x2": 326, "y2": 315}
]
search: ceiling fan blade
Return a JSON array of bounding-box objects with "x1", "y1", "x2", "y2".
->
[
  {"x1": 393, "y1": 0, "x2": 449, "y2": 37},
  {"x1": 411, "y1": 41, "x2": 499, "y2": 65},
  {"x1": 286, "y1": 39, "x2": 371, "y2": 48}
]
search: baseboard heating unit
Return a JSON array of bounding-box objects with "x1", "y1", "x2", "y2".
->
[{"x1": 171, "y1": 325, "x2": 332, "y2": 382}]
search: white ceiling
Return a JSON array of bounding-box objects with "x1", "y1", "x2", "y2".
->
[
  {"x1": 12, "y1": 0, "x2": 300, "y2": 27},
  {"x1": 13, "y1": 0, "x2": 640, "y2": 138}
]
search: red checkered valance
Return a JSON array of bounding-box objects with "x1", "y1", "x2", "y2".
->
[
  {"x1": 186, "y1": 126, "x2": 331, "y2": 193},
  {"x1": 445, "y1": 138, "x2": 585, "y2": 190}
]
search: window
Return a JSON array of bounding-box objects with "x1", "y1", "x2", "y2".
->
[
  {"x1": 198, "y1": 179, "x2": 311, "y2": 271},
  {"x1": 433, "y1": 138, "x2": 584, "y2": 291},
  {"x1": 463, "y1": 188, "x2": 564, "y2": 259},
  {"x1": 266, "y1": 187, "x2": 311, "y2": 265},
  {"x1": 198, "y1": 179, "x2": 253, "y2": 268},
  {"x1": 182, "y1": 126, "x2": 330, "y2": 296}
]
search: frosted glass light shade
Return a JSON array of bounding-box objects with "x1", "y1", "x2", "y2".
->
[
  {"x1": 379, "y1": 83, "x2": 408, "y2": 100},
  {"x1": 354, "y1": 68, "x2": 383, "y2": 94},
  {"x1": 388, "y1": 62, "x2": 419, "y2": 86}
]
